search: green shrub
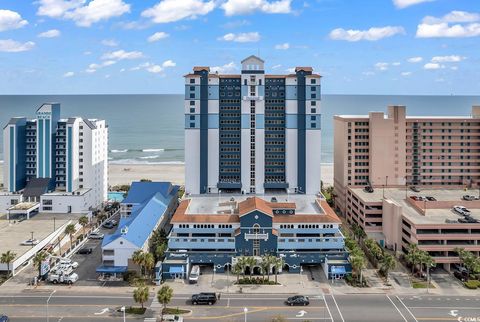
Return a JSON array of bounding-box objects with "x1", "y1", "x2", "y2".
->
[
  {"x1": 464, "y1": 280, "x2": 480, "y2": 289},
  {"x1": 124, "y1": 306, "x2": 146, "y2": 314}
]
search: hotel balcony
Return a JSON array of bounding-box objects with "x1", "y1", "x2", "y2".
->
[
  {"x1": 243, "y1": 95, "x2": 264, "y2": 101},
  {"x1": 217, "y1": 181, "x2": 242, "y2": 189},
  {"x1": 168, "y1": 237, "x2": 235, "y2": 250},
  {"x1": 278, "y1": 237, "x2": 345, "y2": 250},
  {"x1": 244, "y1": 233, "x2": 269, "y2": 241}
]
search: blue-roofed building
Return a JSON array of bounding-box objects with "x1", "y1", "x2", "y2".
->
[{"x1": 98, "y1": 182, "x2": 179, "y2": 275}]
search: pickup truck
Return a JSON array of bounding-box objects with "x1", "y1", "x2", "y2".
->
[{"x1": 48, "y1": 272, "x2": 79, "y2": 285}]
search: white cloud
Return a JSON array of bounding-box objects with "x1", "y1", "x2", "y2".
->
[
  {"x1": 407, "y1": 56, "x2": 423, "y2": 63},
  {"x1": 211, "y1": 62, "x2": 237, "y2": 73},
  {"x1": 431, "y1": 55, "x2": 466, "y2": 63},
  {"x1": 218, "y1": 32, "x2": 260, "y2": 42},
  {"x1": 286, "y1": 67, "x2": 295, "y2": 73},
  {"x1": 221, "y1": 0, "x2": 292, "y2": 16},
  {"x1": 329, "y1": 26, "x2": 405, "y2": 41},
  {"x1": 130, "y1": 60, "x2": 176, "y2": 74},
  {"x1": 423, "y1": 62, "x2": 445, "y2": 70},
  {"x1": 101, "y1": 49, "x2": 144, "y2": 60},
  {"x1": 362, "y1": 71, "x2": 375, "y2": 76},
  {"x1": 85, "y1": 68, "x2": 96, "y2": 73},
  {"x1": 0, "y1": 9, "x2": 28, "y2": 32},
  {"x1": 271, "y1": 64, "x2": 282, "y2": 69},
  {"x1": 37, "y1": 0, "x2": 130, "y2": 27},
  {"x1": 393, "y1": 0, "x2": 435, "y2": 9},
  {"x1": 84, "y1": 51, "x2": 92, "y2": 55},
  {"x1": 102, "y1": 39, "x2": 118, "y2": 47},
  {"x1": 392, "y1": 62, "x2": 401, "y2": 66},
  {"x1": 38, "y1": 29, "x2": 61, "y2": 38},
  {"x1": 0, "y1": 39, "x2": 35, "y2": 52},
  {"x1": 63, "y1": 71, "x2": 75, "y2": 77},
  {"x1": 375, "y1": 62, "x2": 389, "y2": 71},
  {"x1": 162, "y1": 59, "x2": 176, "y2": 67},
  {"x1": 401, "y1": 71, "x2": 412, "y2": 76},
  {"x1": 450, "y1": 66, "x2": 458, "y2": 71},
  {"x1": 416, "y1": 11, "x2": 480, "y2": 38},
  {"x1": 142, "y1": 0, "x2": 215, "y2": 24},
  {"x1": 148, "y1": 31, "x2": 169, "y2": 42},
  {"x1": 274, "y1": 42, "x2": 289, "y2": 50}
]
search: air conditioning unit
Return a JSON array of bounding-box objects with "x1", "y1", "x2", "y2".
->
[{"x1": 121, "y1": 226, "x2": 128, "y2": 235}]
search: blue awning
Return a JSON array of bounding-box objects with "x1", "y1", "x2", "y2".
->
[
  {"x1": 331, "y1": 266, "x2": 346, "y2": 274},
  {"x1": 96, "y1": 265, "x2": 128, "y2": 273},
  {"x1": 169, "y1": 266, "x2": 184, "y2": 274}
]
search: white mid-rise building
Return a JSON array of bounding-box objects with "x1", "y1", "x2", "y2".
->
[{"x1": 1, "y1": 103, "x2": 108, "y2": 214}]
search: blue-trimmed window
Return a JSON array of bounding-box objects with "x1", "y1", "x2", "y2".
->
[
  {"x1": 190, "y1": 79, "x2": 195, "y2": 84},
  {"x1": 311, "y1": 123, "x2": 316, "y2": 128},
  {"x1": 311, "y1": 79, "x2": 316, "y2": 84},
  {"x1": 311, "y1": 108, "x2": 316, "y2": 113},
  {"x1": 190, "y1": 115, "x2": 195, "y2": 120},
  {"x1": 311, "y1": 93, "x2": 316, "y2": 99},
  {"x1": 190, "y1": 86, "x2": 195, "y2": 91},
  {"x1": 190, "y1": 108, "x2": 195, "y2": 113},
  {"x1": 190, "y1": 122, "x2": 195, "y2": 128},
  {"x1": 311, "y1": 116, "x2": 316, "y2": 121},
  {"x1": 311, "y1": 86, "x2": 316, "y2": 91},
  {"x1": 190, "y1": 100, "x2": 195, "y2": 105},
  {"x1": 190, "y1": 93, "x2": 194, "y2": 98},
  {"x1": 311, "y1": 101, "x2": 316, "y2": 106}
]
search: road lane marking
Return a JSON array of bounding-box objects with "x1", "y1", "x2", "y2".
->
[
  {"x1": 387, "y1": 295, "x2": 408, "y2": 322},
  {"x1": 331, "y1": 294, "x2": 345, "y2": 322},
  {"x1": 408, "y1": 307, "x2": 480, "y2": 310},
  {"x1": 396, "y1": 296, "x2": 419, "y2": 322},
  {"x1": 322, "y1": 295, "x2": 334, "y2": 322},
  {"x1": 188, "y1": 307, "x2": 268, "y2": 320}
]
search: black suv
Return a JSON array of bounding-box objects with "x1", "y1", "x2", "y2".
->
[
  {"x1": 191, "y1": 293, "x2": 217, "y2": 305},
  {"x1": 286, "y1": 295, "x2": 309, "y2": 306}
]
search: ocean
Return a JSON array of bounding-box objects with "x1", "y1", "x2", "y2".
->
[{"x1": 0, "y1": 94, "x2": 479, "y2": 164}]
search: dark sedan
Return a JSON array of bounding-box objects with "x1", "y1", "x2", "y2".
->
[
  {"x1": 77, "y1": 247, "x2": 93, "y2": 254},
  {"x1": 286, "y1": 295, "x2": 309, "y2": 306}
]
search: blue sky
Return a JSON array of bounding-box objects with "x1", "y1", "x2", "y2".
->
[{"x1": 0, "y1": 0, "x2": 479, "y2": 95}]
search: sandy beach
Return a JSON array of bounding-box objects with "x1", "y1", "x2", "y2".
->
[{"x1": 0, "y1": 162, "x2": 333, "y2": 188}]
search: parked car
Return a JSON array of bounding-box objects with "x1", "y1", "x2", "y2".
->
[
  {"x1": 191, "y1": 293, "x2": 217, "y2": 305},
  {"x1": 21, "y1": 238, "x2": 40, "y2": 246},
  {"x1": 189, "y1": 265, "x2": 200, "y2": 284},
  {"x1": 285, "y1": 295, "x2": 310, "y2": 306},
  {"x1": 102, "y1": 221, "x2": 115, "y2": 229},
  {"x1": 48, "y1": 272, "x2": 79, "y2": 285},
  {"x1": 59, "y1": 259, "x2": 78, "y2": 269},
  {"x1": 364, "y1": 186, "x2": 374, "y2": 193},
  {"x1": 425, "y1": 196, "x2": 436, "y2": 201},
  {"x1": 163, "y1": 315, "x2": 183, "y2": 322},
  {"x1": 463, "y1": 195, "x2": 477, "y2": 201},
  {"x1": 410, "y1": 196, "x2": 423, "y2": 201},
  {"x1": 0, "y1": 315, "x2": 9, "y2": 322},
  {"x1": 453, "y1": 205, "x2": 470, "y2": 215},
  {"x1": 88, "y1": 232, "x2": 104, "y2": 239},
  {"x1": 454, "y1": 267, "x2": 469, "y2": 282},
  {"x1": 77, "y1": 247, "x2": 93, "y2": 254},
  {"x1": 410, "y1": 186, "x2": 421, "y2": 192}
]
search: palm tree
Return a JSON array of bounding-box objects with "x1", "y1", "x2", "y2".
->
[
  {"x1": 260, "y1": 256, "x2": 270, "y2": 281},
  {"x1": 380, "y1": 253, "x2": 396, "y2": 282},
  {"x1": 405, "y1": 244, "x2": 421, "y2": 275},
  {"x1": 64, "y1": 224, "x2": 76, "y2": 249},
  {"x1": 157, "y1": 285, "x2": 173, "y2": 320},
  {"x1": 350, "y1": 254, "x2": 366, "y2": 284},
  {"x1": 143, "y1": 253, "x2": 155, "y2": 278},
  {"x1": 78, "y1": 216, "x2": 89, "y2": 237},
  {"x1": 96, "y1": 212, "x2": 107, "y2": 224},
  {"x1": 133, "y1": 285, "x2": 149, "y2": 309},
  {"x1": 0, "y1": 251, "x2": 16, "y2": 277},
  {"x1": 33, "y1": 251, "x2": 48, "y2": 278},
  {"x1": 273, "y1": 257, "x2": 284, "y2": 284},
  {"x1": 245, "y1": 256, "x2": 257, "y2": 279},
  {"x1": 232, "y1": 263, "x2": 243, "y2": 283},
  {"x1": 132, "y1": 250, "x2": 145, "y2": 276},
  {"x1": 419, "y1": 251, "x2": 434, "y2": 278},
  {"x1": 236, "y1": 257, "x2": 249, "y2": 280}
]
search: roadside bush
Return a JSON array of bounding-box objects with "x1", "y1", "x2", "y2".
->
[
  {"x1": 237, "y1": 277, "x2": 278, "y2": 285},
  {"x1": 464, "y1": 280, "x2": 480, "y2": 289},
  {"x1": 123, "y1": 271, "x2": 138, "y2": 283}
]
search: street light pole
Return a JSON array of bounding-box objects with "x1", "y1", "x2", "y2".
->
[
  {"x1": 31, "y1": 231, "x2": 34, "y2": 248},
  {"x1": 244, "y1": 307, "x2": 248, "y2": 322},
  {"x1": 46, "y1": 289, "x2": 56, "y2": 322},
  {"x1": 120, "y1": 306, "x2": 126, "y2": 322}
]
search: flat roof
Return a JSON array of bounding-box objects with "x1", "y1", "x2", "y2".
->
[
  {"x1": 8, "y1": 202, "x2": 39, "y2": 211},
  {"x1": 0, "y1": 212, "x2": 84, "y2": 262},
  {"x1": 186, "y1": 194, "x2": 323, "y2": 215},
  {"x1": 350, "y1": 187, "x2": 480, "y2": 225}
]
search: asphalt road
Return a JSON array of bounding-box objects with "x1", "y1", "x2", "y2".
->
[{"x1": 2, "y1": 292, "x2": 480, "y2": 322}]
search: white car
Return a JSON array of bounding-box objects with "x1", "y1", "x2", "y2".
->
[
  {"x1": 21, "y1": 238, "x2": 39, "y2": 246},
  {"x1": 163, "y1": 315, "x2": 183, "y2": 322},
  {"x1": 59, "y1": 259, "x2": 79, "y2": 269},
  {"x1": 453, "y1": 205, "x2": 470, "y2": 215},
  {"x1": 48, "y1": 272, "x2": 78, "y2": 285},
  {"x1": 88, "y1": 232, "x2": 104, "y2": 239}
]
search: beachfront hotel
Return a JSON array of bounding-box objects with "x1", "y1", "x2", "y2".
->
[
  {"x1": 334, "y1": 105, "x2": 480, "y2": 270},
  {"x1": 158, "y1": 57, "x2": 349, "y2": 280},
  {"x1": 1, "y1": 103, "x2": 108, "y2": 214},
  {"x1": 184, "y1": 55, "x2": 322, "y2": 195}
]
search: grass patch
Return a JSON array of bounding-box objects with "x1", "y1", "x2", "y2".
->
[
  {"x1": 464, "y1": 280, "x2": 480, "y2": 289},
  {"x1": 162, "y1": 307, "x2": 190, "y2": 315},
  {"x1": 412, "y1": 281, "x2": 435, "y2": 289},
  {"x1": 236, "y1": 277, "x2": 279, "y2": 285},
  {"x1": 124, "y1": 307, "x2": 146, "y2": 315}
]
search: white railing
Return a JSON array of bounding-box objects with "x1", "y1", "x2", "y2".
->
[{"x1": 244, "y1": 233, "x2": 269, "y2": 241}]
